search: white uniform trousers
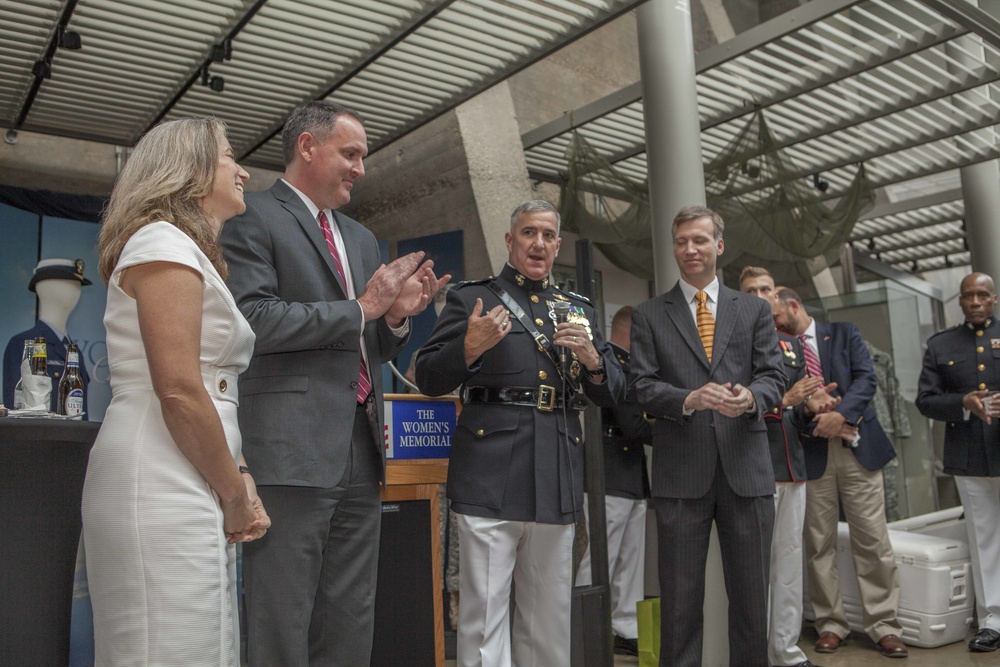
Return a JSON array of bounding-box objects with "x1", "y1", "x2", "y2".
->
[
  {"x1": 767, "y1": 482, "x2": 808, "y2": 667},
  {"x1": 576, "y1": 493, "x2": 647, "y2": 639},
  {"x1": 955, "y1": 475, "x2": 1000, "y2": 632},
  {"x1": 456, "y1": 514, "x2": 574, "y2": 667}
]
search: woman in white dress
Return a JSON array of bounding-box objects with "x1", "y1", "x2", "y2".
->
[{"x1": 82, "y1": 117, "x2": 270, "y2": 666}]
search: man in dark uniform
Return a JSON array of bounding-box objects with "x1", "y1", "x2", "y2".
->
[
  {"x1": 3, "y1": 258, "x2": 92, "y2": 416},
  {"x1": 740, "y1": 267, "x2": 840, "y2": 667},
  {"x1": 575, "y1": 305, "x2": 651, "y2": 658},
  {"x1": 916, "y1": 272, "x2": 1000, "y2": 653},
  {"x1": 416, "y1": 199, "x2": 624, "y2": 667}
]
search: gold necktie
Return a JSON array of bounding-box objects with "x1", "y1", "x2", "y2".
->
[{"x1": 695, "y1": 290, "x2": 714, "y2": 362}]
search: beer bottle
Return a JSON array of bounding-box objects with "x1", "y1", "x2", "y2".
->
[
  {"x1": 12, "y1": 339, "x2": 33, "y2": 410},
  {"x1": 30, "y1": 337, "x2": 47, "y2": 375},
  {"x1": 58, "y1": 343, "x2": 85, "y2": 417}
]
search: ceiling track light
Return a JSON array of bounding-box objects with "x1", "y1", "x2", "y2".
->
[
  {"x1": 739, "y1": 161, "x2": 760, "y2": 179},
  {"x1": 32, "y1": 60, "x2": 52, "y2": 79},
  {"x1": 867, "y1": 238, "x2": 876, "y2": 251},
  {"x1": 201, "y1": 65, "x2": 225, "y2": 93},
  {"x1": 58, "y1": 26, "x2": 82, "y2": 50},
  {"x1": 211, "y1": 39, "x2": 233, "y2": 63},
  {"x1": 812, "y1": 172, "x2": 829, "y2": 193}
]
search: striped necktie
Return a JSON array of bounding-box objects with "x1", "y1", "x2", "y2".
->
[
  {"x1": 798, "y1": 334, "x2": 824, "y2": 379},
  {"x1": 695, "y1": 290, "x2": 714, "y2": 363},
  {"x1": 318, "y1": 211, "x2": 372, "y2": 404}
]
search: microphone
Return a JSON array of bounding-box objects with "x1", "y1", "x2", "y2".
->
[{"x1": 552, "y1": 301, "x2": 571, "y2": 366}]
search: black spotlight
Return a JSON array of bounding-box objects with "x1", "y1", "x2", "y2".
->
[
  {"x1": 209, "y1": 76, "x2": 225, "y2": 92},
  {"x1": 58, "y1": 27, "x2": 83, "y2": 50},
  {"x1": 32, "y1": 60, "x2": 51, "y2": 79},
  {"x1": 211, "y1": 39, "x2": 233, "y2": 63},
  {"x1": 911, "y1": 260, "x2": 919, "y2": 272},
  {"x1": 812, "y1": 173, "x2": 829, "y2": 193},
  {"x1": 867, "y1": 238, "x2": 876, "y2": 251},
  {"x1": 740, "y1": 162, "x2": 760, "y2": 178}
]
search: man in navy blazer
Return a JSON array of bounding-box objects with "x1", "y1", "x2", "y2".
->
[
  {"x1": 630, "y1": 206, "x2": 786, "y2": 666},
  {"x1": 773, "y1": 288, "x2": 907, "y2": 659}
]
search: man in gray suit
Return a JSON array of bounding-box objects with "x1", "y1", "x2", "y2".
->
[
  {"x1": 630, "y1": 205, "x2": 785, "y2": 666},
  {"x1": 221, "y1": 101, "x2": 448, "y2": 666}
]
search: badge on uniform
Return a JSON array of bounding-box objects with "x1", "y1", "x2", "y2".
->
[
  {"x1": 779, "y1": 339, "x2": 797, "y2": 359},
  {"x1": 546, "y1": 301, "x2": 593, "y2": 340},
  {"x1": 992, "y1": 338, "x2": 1000, "y2": 350}
]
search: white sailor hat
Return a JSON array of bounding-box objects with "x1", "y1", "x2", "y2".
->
[{"x1": 28, "y1": 258, "x2": 93, "y2": 292}]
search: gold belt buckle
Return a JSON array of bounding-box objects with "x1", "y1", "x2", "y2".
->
[{"x1": 537, "y1": 385, "x2": 555, "y2": 412}]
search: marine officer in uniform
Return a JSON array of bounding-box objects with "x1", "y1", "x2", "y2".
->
[
  {"x1": 575, "y1": 305, "x2": 650, "y2": 658},
  {"x1": 416, "y1": 199, "x2": 624, "y2": 667},
  {"x1": 916, "y1": 272, "x2": 1000, "y2": 653},
  {"x1": 740, "y1": 267, "x2": 841, "y2": 667}
]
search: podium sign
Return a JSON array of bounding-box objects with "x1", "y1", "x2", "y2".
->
[{"x1": 384, "y1": 398, "x2": 455, "y2": 460}]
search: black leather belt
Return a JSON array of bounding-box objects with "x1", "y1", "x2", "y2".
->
[{"x1": 462, "y1": 385, "x2": 585, "y2": 412}]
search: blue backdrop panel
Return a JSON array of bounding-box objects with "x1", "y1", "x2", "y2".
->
[
  {"x1": 40, "y1": 216, "x2": 109, "y2": 422},
  {"x1": 395, "y1": 230, "x2": 464, "y2": 391},
  {"x1": 0, "y1": 204, "x2": 41, "y2": 397}
]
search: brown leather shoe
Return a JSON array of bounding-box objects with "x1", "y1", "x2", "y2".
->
[
  {"x1": 815, "y1": 632, "x2": 841, "y2": 653},
  {"x1": 877, "y1": 634, "x2": 908, "y2": 658}
]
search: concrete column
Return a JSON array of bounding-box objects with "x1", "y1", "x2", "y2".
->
[
  {"x1": 455, "y1": 81, "x2": 533, "y2": 273},
  {"x1": 637, "y1": 0, "x2": 705, "y2": 292},
  {"x1": 637, "y1": 3, "x2": 729, "y2": 666},
  {"x1": 961, "y1": 160, "x2": 1000, "y2": 279}
]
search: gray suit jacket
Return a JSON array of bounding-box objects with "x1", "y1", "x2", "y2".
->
[
  {"x1": 220, "y1": 179, "x2": 407, "y2": 487},
  {"x1": 629, "y1": 282, "x2": 785, "y2": 499}
]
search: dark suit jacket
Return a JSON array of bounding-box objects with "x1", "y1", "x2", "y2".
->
[
  {"x1": 766, "y1": 331, "x2": 809, "y2": 482},
  {"x1": 415, "y1": 266, "x2": 623, "y2": 524},
  {"x1": 799, "y1": 320, "x2": 895, "y2": 479},
  {"x1": 629, "y1": 282, "x2": 786, "y2": 499},
  {"x1": 3, "y1": 321, "x2": 91, "y2": 416},
  {"x1": 916, "y1": 319, "x2": 1000, "y2": 477},
  {"x1": 601, "y1": 343, "x2": 651, "y2": 499},
  {"x1": 220, "y1": 179, "x2": 407, "y2": 487}
]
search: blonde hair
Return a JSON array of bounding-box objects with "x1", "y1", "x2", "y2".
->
[{"x1": 98, "y1": 117, "x2": 229, "y2": 284}]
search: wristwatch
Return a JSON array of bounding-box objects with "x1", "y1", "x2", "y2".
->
[{"x1": 585, "y1": 357, "x2": 606, "y2": 378}]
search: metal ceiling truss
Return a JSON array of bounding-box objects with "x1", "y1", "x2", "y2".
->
[{"x1": 522, "y1": 0, "x2": 1000, "y2": 275}]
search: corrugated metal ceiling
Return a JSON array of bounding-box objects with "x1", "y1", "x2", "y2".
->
[{"x1": 0, "y1": 0, "x2": 644, "y2": 168}]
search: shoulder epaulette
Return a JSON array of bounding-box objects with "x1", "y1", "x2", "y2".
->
[
  {"x1": 554, "y1": 286, "x2": 591, "y2": 304},
  {"x1": 927, "y1": 324, "x2": 962, "y2": 340},
  {"x1": 455, "y1": 277, "x2": 492, "y2": 289}
]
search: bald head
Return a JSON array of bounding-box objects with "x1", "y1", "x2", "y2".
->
[
  {"x1": 959, "y1": 272, "x2": 997, "y2": 326},
  {"x1": 611, "y1": 306, "x2": 633, "y2": 350}
]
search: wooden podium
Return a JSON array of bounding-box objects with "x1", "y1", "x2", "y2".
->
[{"x1": 379, "y1": 394, "x2": 456, "y2": 667}]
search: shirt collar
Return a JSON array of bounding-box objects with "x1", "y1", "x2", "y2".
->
[
  {"x1": 282, "y1": 178, "x2": 329, "y2": 224},
  {"x1": 679, "y1": 276, "x2": 719, "y2": 305},
  {"x1": 500, "y1": 263, "x2": 550, "y2": 292},
  {"x1": 803, "y1": 317, "x2": 817, "y2": 343}
]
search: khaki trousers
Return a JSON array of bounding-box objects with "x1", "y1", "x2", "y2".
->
[{"x1": 804, "y1": 440, "x2": 902, "y2": 642}]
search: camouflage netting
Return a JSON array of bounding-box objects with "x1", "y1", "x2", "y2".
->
[{"x1": 558, "y1": 109, "x2": 876, "y2": 287}]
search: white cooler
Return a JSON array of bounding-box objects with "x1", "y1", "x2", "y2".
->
[
  {"x1": 805, "y1": 523, "x2": 974, "y2": 648},
  {"x1": 888, "y1": 506, "x2": 968, "y2": 544}
]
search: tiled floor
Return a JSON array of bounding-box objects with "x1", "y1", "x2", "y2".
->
[{"x1": 606, "y1": 626, "x2": 996, "y2": 666}]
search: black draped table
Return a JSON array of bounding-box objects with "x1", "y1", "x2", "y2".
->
[{"x1": 0, "y1": 418, "x2": 99, "y2": 667}]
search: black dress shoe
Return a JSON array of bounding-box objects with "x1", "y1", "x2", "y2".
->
[
  {"x1": 613, "y1": 635, "x2": 639, "y2": 656},
  {"x1": 969, "y1": 628, "x2": 1000, "y2": 652}
]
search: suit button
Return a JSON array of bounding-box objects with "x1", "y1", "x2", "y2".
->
[
  {"x1": 351, "y1": 381, "x2": 359, "y2": 389},
  {"x1": 538, "y1": 371, "x2": 547, "y2": 380},
  {"x1": 980, "y1": 383, "x2": 987, "y2": 390},
  {"x1": 574, "y1": 436, "x2": 581, "y2": 443},
  {"x1": 219, "y1": 379, "x2": 228, "y2": 393},
  {"x1": 978, "y1": 330, "x2": 985, "y2": 337},
  {"x1": 535, "y1": 318, "x2": 544, "y2": 326},
  {"x1": 54, "y1": 371, "x2": 60, "y2": 377},
  {"x1": 773, "y1": 407, "x2": 779, "y2": 414},
  {"x1": 623, "y1": 446, "x2": 629, "y2": 452},
  {"x1": 336, "y1": 342, "x2": 344, "y2": 348},
  {"x1": 531, "y1": 295, "x2": 539, "y2": 303},
  {"x1": 948, "y1": 360, "x2": 955, "y2": 366},
  {"x1": 978, "y1": 346, "x2": 985, "y2": 353},
  {"x1": 979, "y1": 364, "x2": 986, "y2": 371},
  {"x1": 476, "y1": 429, "x2": 485, "y2": 437}
]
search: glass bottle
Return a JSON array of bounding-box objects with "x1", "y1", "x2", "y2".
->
[
  {"x1": 30, "y1": 337, "x2": 48, "y2": 375},
  {"x1": 58, "y1": 343, "x2": 85, "y2": 416}
]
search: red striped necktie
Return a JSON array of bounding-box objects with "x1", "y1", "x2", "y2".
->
[
  {"x1": 798, "y1": 334, "x2": 824, "y2": 379},
  {"x1": 318, "y1": 211, "x2": 372, "y2": 404}
]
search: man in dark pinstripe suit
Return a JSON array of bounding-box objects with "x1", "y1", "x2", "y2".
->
[{"x1": 630, "y1": 206, "x2": 786, "y2": 666}]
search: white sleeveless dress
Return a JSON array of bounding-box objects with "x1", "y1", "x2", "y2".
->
[{"x1": 82, "y1": 222, "x2": 255, "y2": 666}]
